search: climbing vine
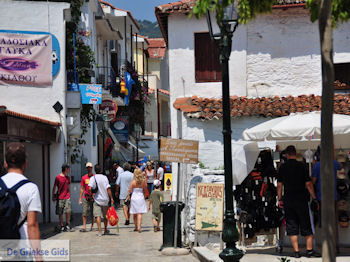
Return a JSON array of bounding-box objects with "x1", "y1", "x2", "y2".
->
[{"x1": 65, "y1": 0, "x2": 96, "y2": 163}]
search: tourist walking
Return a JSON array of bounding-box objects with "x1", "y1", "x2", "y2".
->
[
  {"x1": 0, "y1": 142, "x2": 42, "y2": 261},
  {"x1": 52, "y1": 163, "x2": 74, "y2": 232},
  {"x1": 79, "y1": 162, "x2": 95, "y2": 232},
  {"x1": 277, "y1": 145, "x2": 320, "y2": 258},
  {"x1": 88, "y1": 164, "x2": 114, "y2": 236},
  {"x1": 116, "y1": 162, "x2": 133, "y2": 225},
  {"x1": 143, "y1": 161, "x2": 155, "y2": 195},
  {"x1": 149, "y1": 179, "x2": 163, "y2": 232},
  {"x1": 156, "y1": 162, "x2": 164, "y2": 190},
  {"x1": 128, "y1": 169, "x2": 148, "y2": 233}
]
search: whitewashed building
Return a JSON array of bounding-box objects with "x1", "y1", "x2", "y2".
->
[
  {"x1": 0, "y1": 0, "x2": 70, "y2": 223},
  {"x1": 156, "y1": 0, "x2": 350, "y2": 167},
  {"x1": 155, "y1": 0, "x2": 350, "y2": 245}
]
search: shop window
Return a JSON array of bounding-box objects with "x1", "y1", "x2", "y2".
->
[
  {"x1": 194, "y1": 32, "x2": 221, "y2": 83},
  {"x1": 334, "y1": 63, "x2": 350, "y2": 90}
]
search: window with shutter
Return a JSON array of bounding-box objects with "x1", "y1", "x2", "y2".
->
[{"x1": 194, "y1": 32, "x2": 221, "y2": 83}]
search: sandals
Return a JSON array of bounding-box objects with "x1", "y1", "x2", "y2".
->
[{"x1": 79, "y1": 229, "x2": 87, "y2": 232}]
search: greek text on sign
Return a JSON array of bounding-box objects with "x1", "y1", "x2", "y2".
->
[
  {"x1": 159, "y1": 138, "x2": 199, "y2": 164},
  {"x1": 195, "y1": 183, "x2": 224, "y2": 231},
  {"x1": 0, "y1": 32, "x2": 52, "y2": 87}
]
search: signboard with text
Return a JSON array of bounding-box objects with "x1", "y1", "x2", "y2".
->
[
  {"x1": 159, "y1": 138, "x2": 199, "y2": 164},
  {"x1": 80, "y1": 84, "x2": 102, "y2": 104},
  {"x1": 0, "y1": 32, "x2": 52, "y2": 86},
  {"x1": 164, "y1": 173, "x2": 172, "y2": 191},
  {"x1": 195, "y1": 183, "x2": 224, "y2": 231}
]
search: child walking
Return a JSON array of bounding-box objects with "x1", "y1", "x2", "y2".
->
[{"x1": 149, "y1": 180, "x2": 163, "y2": 232}]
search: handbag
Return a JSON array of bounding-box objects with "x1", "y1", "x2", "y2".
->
[
  {"x1": 106, "y1": 206, "x2": 119, "y2": 226},
  {"x1": 91, "y1": 176, "x2": 99, "y2": 194},
  {"x1": 124, "y1": 193, "x2": 131, "y2": 206}
]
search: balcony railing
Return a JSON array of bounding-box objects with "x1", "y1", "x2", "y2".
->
[{"x1": 96, "y1": 66, "x2": 117, "y2": 90}]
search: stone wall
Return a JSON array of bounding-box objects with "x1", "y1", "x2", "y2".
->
[{"x1": 183, "y1": 167, "x2": 224, "y2": 245}]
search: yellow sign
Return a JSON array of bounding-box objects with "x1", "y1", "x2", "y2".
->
[
  {"x1": 195, "y1": 183, "x2": 224, "y2": 231},
  {"x1": 164, "y1": 173, "x2": 172, "y2": 191},
  {"x1": 159, "y1": 138, "x2": 199, "y2": 164}
]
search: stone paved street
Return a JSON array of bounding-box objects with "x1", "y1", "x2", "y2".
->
[{"x1": 47, "y1": 209, "x2": 198, "y2": 262}]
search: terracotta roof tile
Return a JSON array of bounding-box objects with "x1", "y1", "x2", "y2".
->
[
  {"x1": 148, "y1": 88, "x2": 170, "y2": 96},
  {"x1": 147, "y1": 38, "x2": 166, "y2": 59},
  {"x1": 173, "y1": 95, "x2": 350, "y2": 120},
  {"x1": 0, "y1": 106, "x2": 61, "y2": 126},
  {"x1": 156, "y1": 0, "x2": 306, "y2": 15}
]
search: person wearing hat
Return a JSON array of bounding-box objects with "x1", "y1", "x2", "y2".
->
[
  {"x1": 53, "y1": 163, "x2": 74, "y2": 232},
  {"x1": 78, "y1": 162, "x2": 95, "y2": 232},
  {"x1": 148, "y1": 179, "x2": 163, "y2": 232}
]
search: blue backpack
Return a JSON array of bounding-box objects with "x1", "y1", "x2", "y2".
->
[{"x1": 0, "y1": 177, "x2": 31, "y2": 239}]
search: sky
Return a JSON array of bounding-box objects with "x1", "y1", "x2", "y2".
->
[{"x1": 110, "y1": 0, "x2": 171, "y2": 21}]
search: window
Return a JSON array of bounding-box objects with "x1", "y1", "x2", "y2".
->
[
  {"x1": 334, "y1": 63, "x2": 350, "y2": 90},
  {"x1": 194, "y1": 32, "x2": 221, "y2": 82}
]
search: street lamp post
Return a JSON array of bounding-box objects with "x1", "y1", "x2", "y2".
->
[
  {"x1": 206, "y1": 4, "x2": 243, "y2": 262},
  {"x1": 134, "y1": 123, "x2": 142, "y2": 163}
]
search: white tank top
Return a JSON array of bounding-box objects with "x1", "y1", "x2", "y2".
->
[{"x1": 146, "y1": 169, "x2": 154, "y2": 183}]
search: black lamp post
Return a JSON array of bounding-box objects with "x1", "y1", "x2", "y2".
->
[
  {"x1": 206, "y1": 3, "x2": 243, "y2": 262},
  {"x1": 134, "y1": 123, "x2": 142, "y2": 163}
]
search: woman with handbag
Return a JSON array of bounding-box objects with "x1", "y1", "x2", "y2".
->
[{"x1": 128, "y1": 169, "x2": 148, "y2": 233}]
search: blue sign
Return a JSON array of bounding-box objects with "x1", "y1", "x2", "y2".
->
[
  {"x1": 0, "y1": 30, "x2": 60, "y2": 77},
  {"x1": 80, "y1": 84, "x2": 102, "y2": 104},
  {"x1": 111, "y1": 116, "x2": 129, "y2": 142}
]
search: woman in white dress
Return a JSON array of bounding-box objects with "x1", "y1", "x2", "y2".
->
[{"x1": 128, "y1": 169, "x2": 148, "y2": 232}]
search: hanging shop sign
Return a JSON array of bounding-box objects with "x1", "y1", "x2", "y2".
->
[
  {"x1": 111, "y1": 116, "x2": 129, "y2": 143},
  {"x1": 159, "y1": 138, "x2": 199, "y2": 164},
  {"x1": 80, "y1": 84, "x2": 102, "y2": 104},
  {"x1": 0, "y1": 30, "x2": 61, "y2": 87},
  {"x1": 195, "y1": 183, "x2": 224, "y2": 231},
  {"x1": 99, "y1": 99, "x2": 117, "y2": 122},
  {"x1": 0, "y1": 32, "x2": 52, "y2": 87}
]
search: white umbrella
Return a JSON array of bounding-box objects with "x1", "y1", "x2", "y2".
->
[
  {"x1": 232, "y1": 141, "x2": 260, "y2": 185},
  {"x1": 243, "y1": 111, "x2": 350, "y2": 141}
]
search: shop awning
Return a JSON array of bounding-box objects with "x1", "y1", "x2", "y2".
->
[{"x1": 0, "y1": 106, "x2": 60, "y2": 143}]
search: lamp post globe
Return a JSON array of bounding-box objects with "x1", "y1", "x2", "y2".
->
[{"x1": 206, "y1": 3, "x2": 243, "y2": 262}]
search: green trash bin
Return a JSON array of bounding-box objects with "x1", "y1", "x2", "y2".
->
[{"x1": 160, "y1": 201, "x2": 185, "y2": 250}]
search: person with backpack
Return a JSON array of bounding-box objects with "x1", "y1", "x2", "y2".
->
[
  {"x1": 52, "y1": 164, "x2": 74, "y2": 232},
  {"x1": 0, "y1": 142, "x2": 42, "y2": 261},
  {"x1": 88, "y1": 164, "x2": 114, "y2": 236}
]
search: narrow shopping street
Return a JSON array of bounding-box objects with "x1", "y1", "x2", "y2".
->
[{"x1": 46, "y1": 210, "x2": 197, "y2": 262}]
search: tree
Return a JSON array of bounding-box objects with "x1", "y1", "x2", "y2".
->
[
  {"x1": 307, "y1": 1, "x2": 350, "y2": 262},
  {"x1": 194, "y1": 1, "x2": 350, "y2": 262}
]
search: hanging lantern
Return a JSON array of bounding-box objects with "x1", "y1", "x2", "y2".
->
[{"x1": 120, "y1": 80, "x2": 127, "y2": 94}]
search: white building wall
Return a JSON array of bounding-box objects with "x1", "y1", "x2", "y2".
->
[
  {"x1": 247, "y1": 9, "x2": 350, "y2": 97},
  {"x1": 0, "y1": 1, "x2": 69, "y2": 222},
  {"x1": 166, "y1": 7, "x2": 350, "y2": 246},
  {"x1": 168, "y1": 14, "x2": 247, "y2": 100}
]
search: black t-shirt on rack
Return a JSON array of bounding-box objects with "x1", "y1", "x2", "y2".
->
[{"x1": 277, "y1": 159, "x2": 311, "y2": 204}]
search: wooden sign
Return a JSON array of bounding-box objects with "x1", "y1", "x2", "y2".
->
[
  {"x1": 195, "y1": 183, "x2": 224, "y2": 231},
  {"x1": 159, "y1": 138, "x2": 199, "y2": 164}
]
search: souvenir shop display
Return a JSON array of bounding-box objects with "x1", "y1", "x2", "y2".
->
[{"x1": 234, "y1": 150, "x2": 284, "y2": 241}]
